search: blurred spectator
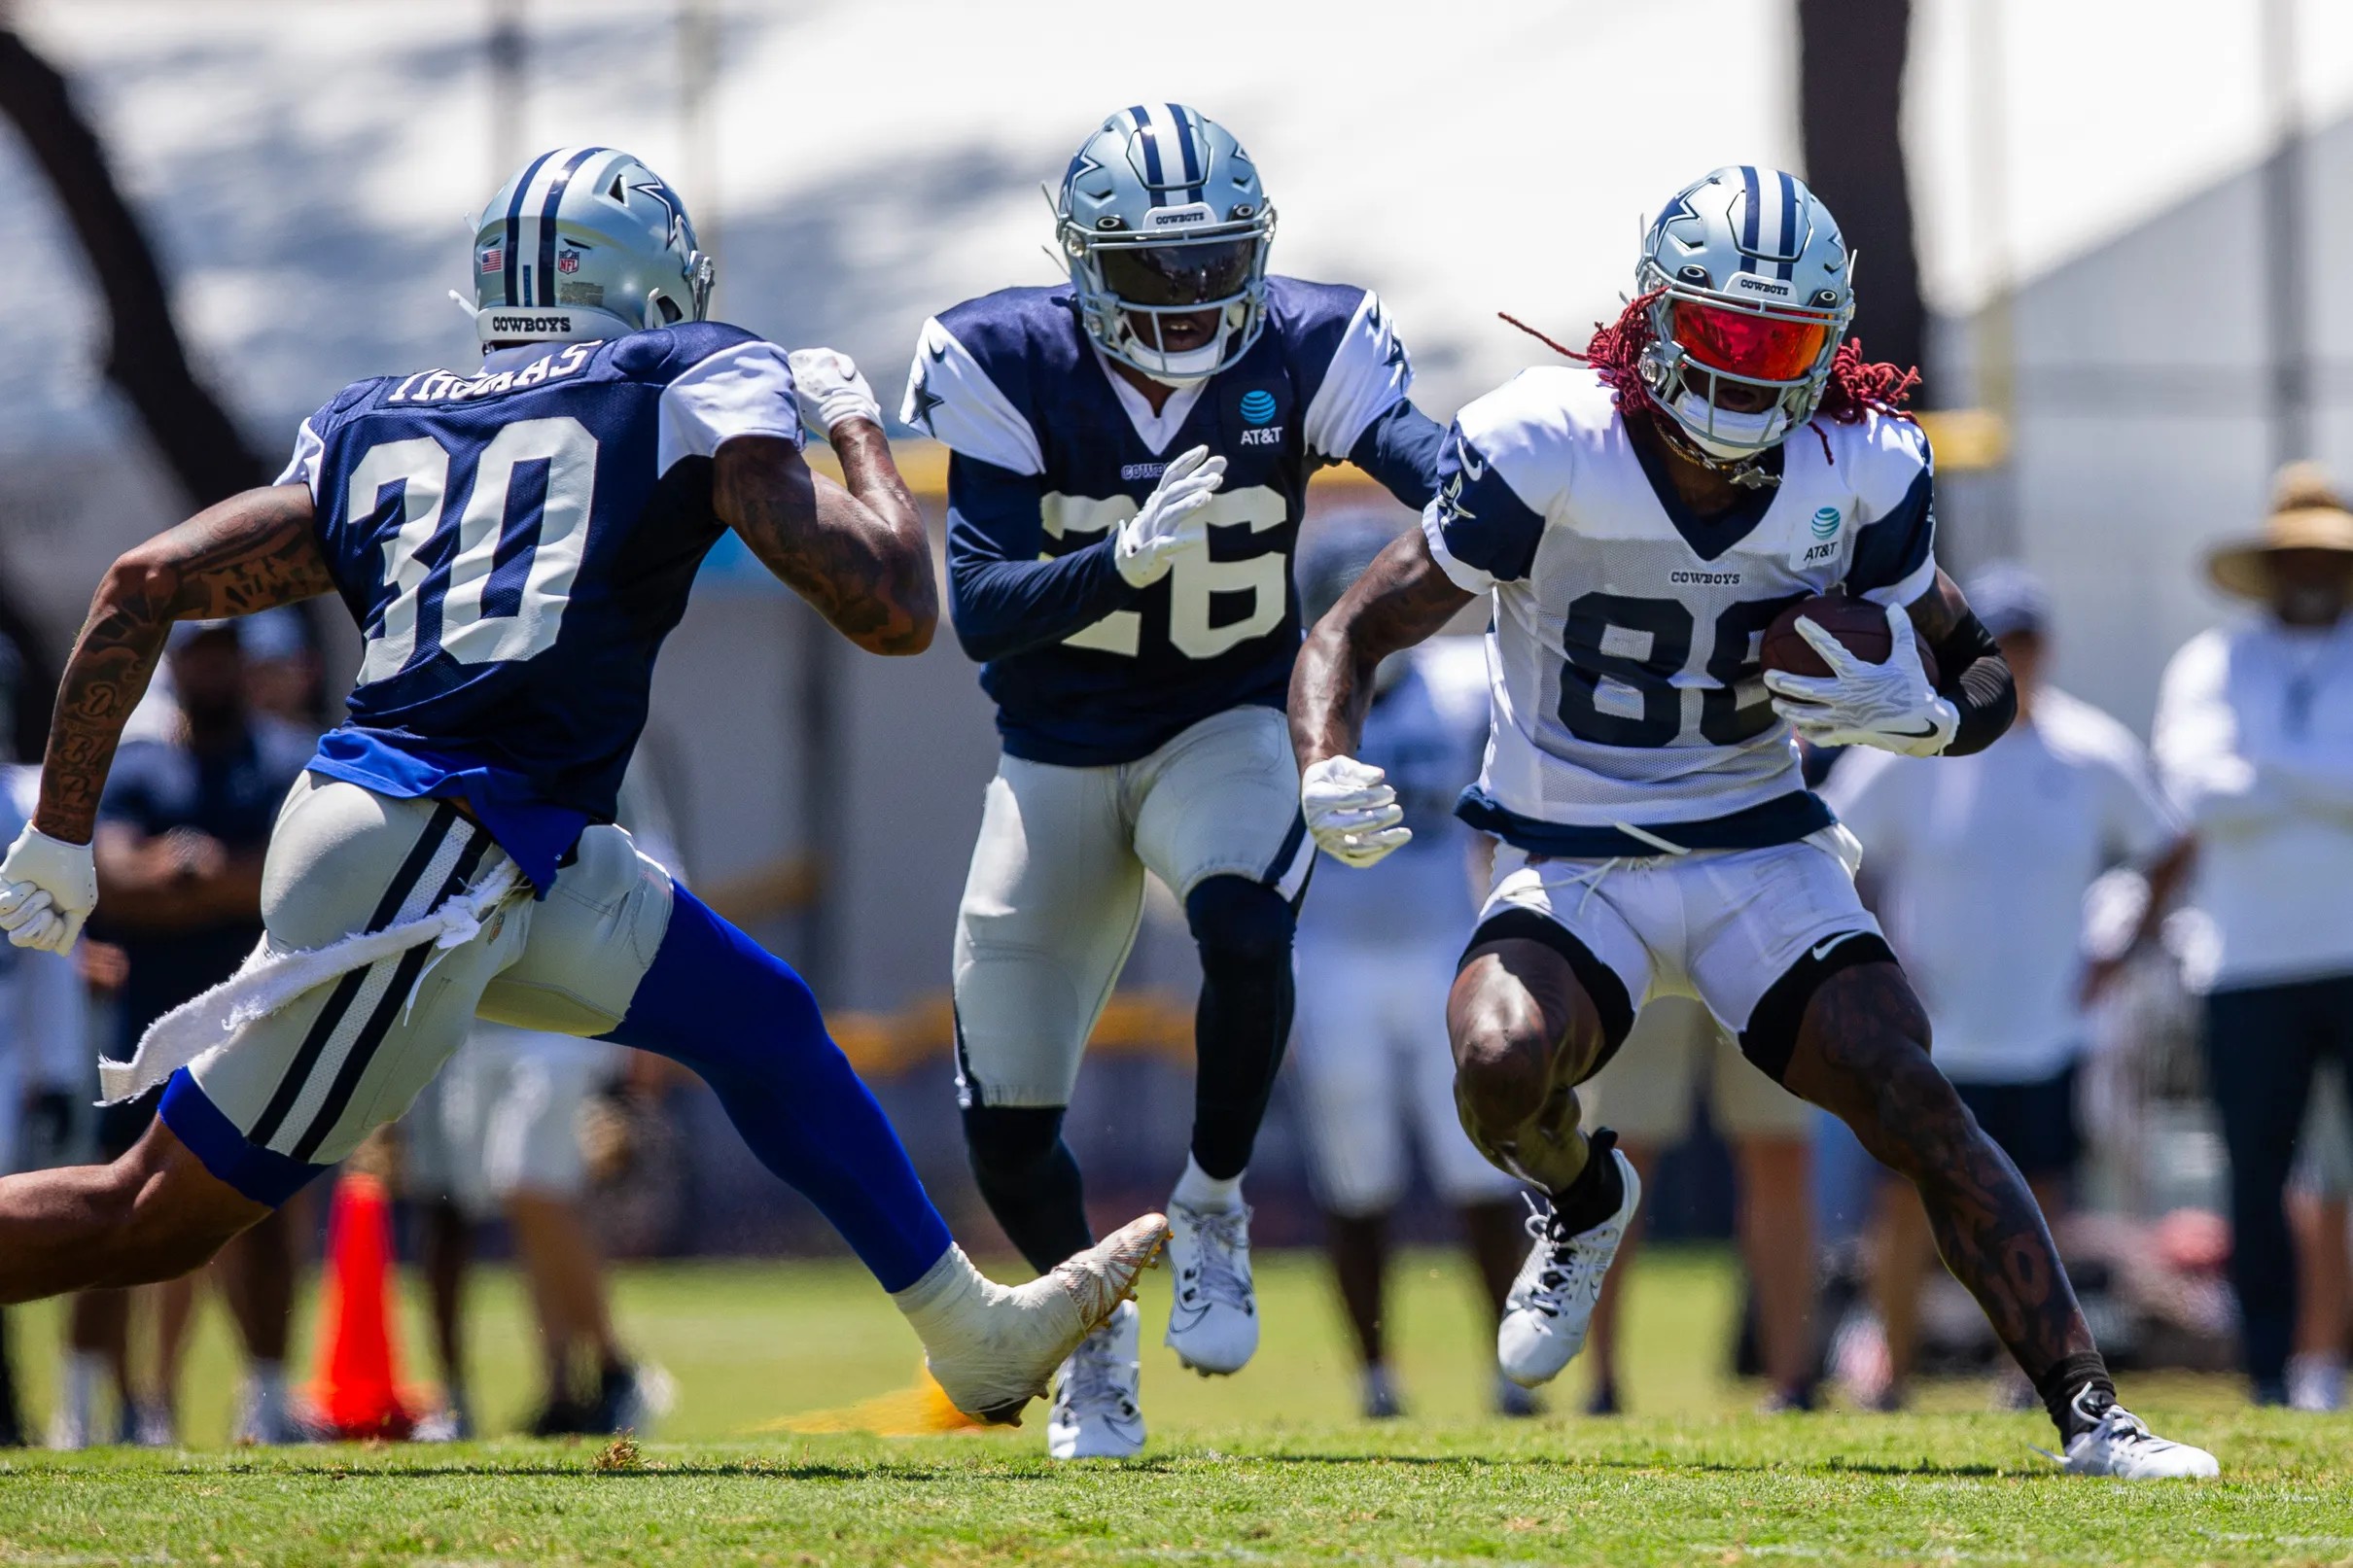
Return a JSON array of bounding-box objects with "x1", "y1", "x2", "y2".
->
[
  {"x1": 1827, "y1": 564, "x2": 2189, "y2": 1409},
  {"x1": 2286, "y1": 1067, "x2": 2349, "y2": 1410},
  {"x1": 2154, "y1": 464, "x2": 2353, "y2": 1406},
  {"x1": 1582, "y1": 995, "x2": 1816, "y2": 1412},
  {"x1": 0, "y1": 764, "x2": 88, "y2": 1446},
  {"x1": 406, "y1": 757, "x2": 680, "y2": 1438},
  {"x1": 237, "y1": 607, "x2": 328, "y2": 730},
  {"x1": 55, "y1": 621, "x2": 312, "y2": 1446},
  {"x1": 1288, "y1": 524, "x2": 1528, "y2": 1420}
]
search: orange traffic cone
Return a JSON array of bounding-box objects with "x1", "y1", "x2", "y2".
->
[{"x1": 307, "y1": 1171, "x2": 417, "y2": 1440}]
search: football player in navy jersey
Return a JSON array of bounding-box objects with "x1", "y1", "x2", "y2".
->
[
  {"x1": 902, "y1": 105, "x2": 1444, "y2": 1458},
  {"x1": 1291, "y1": 166, "x2": 2215, "y2": 1478},
  {"x1": 0, "y1": 148, "x2": 1162, "y2": 1428}
]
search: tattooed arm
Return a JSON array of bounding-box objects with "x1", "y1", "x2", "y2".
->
[
  {"x1": 36, "y1": 484, "x2": 333, "y2": 846},
  {"x1": 1289, "y1": 525, "x2": 1473, "y2": 770},
  {"x1": 713, "y1": 428, "x2": 936, "y2": 656}
]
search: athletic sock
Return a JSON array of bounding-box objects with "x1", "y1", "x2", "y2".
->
[
  {"x1": 606, "y1": 888, "x2": 953, "y2": 1293},
  {"x1": 2033, "y1": 1349, "x2": 2118, "y2": 1441},
  {"x1": 1185, "y1": 878, "x2": 1295, "y2": 1180},
  {"x1": 1548, "y1": 1128, "x2": 1624, "y2": 1235},
  {"x1": 963, "y1": 1104, "x2": 1095, "y2": 1275},
  {"x1": 1171, "y1": 1154, "x2": 1244, "y2": 1213}
]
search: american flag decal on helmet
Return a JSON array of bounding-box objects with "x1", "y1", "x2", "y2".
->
[{"x1": 479, "y1": 246, "x2": 503, "y2": 273}]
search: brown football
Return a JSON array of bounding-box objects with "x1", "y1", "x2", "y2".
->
[{"x1": 1761, "y1": 595, "x2": 1940, "y2": 687}]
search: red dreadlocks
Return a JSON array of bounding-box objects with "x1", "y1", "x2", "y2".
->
[{"x1": 1498, "y1": 295, "x2": 1920, "y2": 459}]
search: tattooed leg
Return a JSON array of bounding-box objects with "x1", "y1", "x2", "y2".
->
[
  {"x1": 1780, "y1": 961, "x2": 2097, "y2": 1380},
  {"x1": 1447, "y1": 939, "x2": 1612, "y2": 1192}
]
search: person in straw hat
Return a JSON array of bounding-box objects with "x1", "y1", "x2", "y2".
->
[{"x1": 2153, "y1": 461, "x2": 2353, "y2": 1406}]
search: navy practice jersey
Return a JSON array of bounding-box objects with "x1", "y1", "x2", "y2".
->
[
  {"x1": 276, "y1": 322, "x2": 801, "y2": 886},
  {"x1": 902, "y1": 278, "x2": 1443, "y2": 766}
]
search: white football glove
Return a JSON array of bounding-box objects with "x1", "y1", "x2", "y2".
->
[
  {"x1": 0, "y1": 823, "x2": 96, "y2": 955},
  {"x1": 1113, "y1": 446, "x2": 1225, "y2": 588},
  {"x1": 1303, "y1": 755, "x2": 1412, "y2": 868},
  {"x1": 787, "y1": 347, "x2": 884, "y2": 435},
  {"x1": 1762, "y1": 600, "x2": 1958, "y2": 758}
]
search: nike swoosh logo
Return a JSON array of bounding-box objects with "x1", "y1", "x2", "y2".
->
[
  {"x1": 1456, "y1": 434, "x2": 1486, "y2": 482},
  {"x1": 1809, "y1": 932, "x2": 1863, "y2": 963},
  {"x1": 1887, "y1": 723, "x2": 1940, "y2": 739}
]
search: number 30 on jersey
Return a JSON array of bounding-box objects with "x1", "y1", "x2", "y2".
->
[{"x1": 346, "y1": 417, "x2": 598, "y2": 685}]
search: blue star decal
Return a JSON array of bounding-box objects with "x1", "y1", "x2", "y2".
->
[
  {"x1": 908, "y1": 368, "x2": 945, "y2": 432},
  {"x1": 631, "y1": 177, "x2": 691, "y2": 252}
]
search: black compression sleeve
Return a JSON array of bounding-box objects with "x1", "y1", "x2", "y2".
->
[{"x1": 1928, "y1": 607, "x2": 2016, "y2": 756}]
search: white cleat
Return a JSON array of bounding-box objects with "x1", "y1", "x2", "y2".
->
[
  {"x1": 1047, "y1": 1299, "x2": 1146, "y2": 1459},
  {"x1": 904, "y1": 1213, "x2": 1168, "y2": 1425},
  {"x1": 2055, "y1": 1399, "x2": 2219, "y2": 1480},
  {"x1": 1496, "y1": 1148, "x2": 1640, "y2": 1389},
  {"x1": 1163, "y1": 1202, "x2": 1258, "y2": 1376}
]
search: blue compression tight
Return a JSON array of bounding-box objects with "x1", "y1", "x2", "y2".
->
[{"x1": 601, "y1": 887, "x2": 952, "y2": 1292}]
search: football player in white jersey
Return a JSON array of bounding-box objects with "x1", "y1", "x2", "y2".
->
[{"x1": 1290, "y1": 166, "x2": 2217, "y2": 1479}]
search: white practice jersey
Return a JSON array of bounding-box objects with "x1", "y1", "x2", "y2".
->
[{"x1": 1421, "y1": 366, "x2": 1937, "y2": 855}]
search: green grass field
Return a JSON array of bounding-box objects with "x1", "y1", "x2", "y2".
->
[{"x1": 0, "y1": 1245, "x2": 2341, "y2": 1565}]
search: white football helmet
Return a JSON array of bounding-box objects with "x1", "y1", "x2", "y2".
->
[
  {"x1": 1635, "y1": 166, "x2": 1855, "y2": 462},
  {"x1": 465, "y1": 147, "x2": 715, "y2": 347}
]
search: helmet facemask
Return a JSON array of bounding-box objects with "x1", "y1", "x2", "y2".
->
[{"x1": 1065, "y1": 216, "x2": 1274, "y2": 385}]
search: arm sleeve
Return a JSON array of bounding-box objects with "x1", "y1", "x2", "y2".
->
[
  {"x1": 1926, "y1": 607, "x2": 2017, "y2": 756},
  {"x1": 656, "y1": 338, "x2": 804, "y2": 473},
  {"x1": 1301, "y1": 290, "x2": 1414, "y2": 462},
  {"x1": 1418, "y1": 402, "x2": 1558, "y2": 595},
  {"x1": 2152, "y1": 636, "x2": 2286, "y2": 832},
  {"x1": 945, "y1": 455, "x2": 1138, "y2": 663},
  {"x1": 275, "y1": 418, "x2": 326, "y2": 501},
  {"x1": 1847, "y1": 460, "x2": 1939, "y2": 606},
  {"x1": 1347, "y1": 401, "x2": 1445, "y2": 510}
]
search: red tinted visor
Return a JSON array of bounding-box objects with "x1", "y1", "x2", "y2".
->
[{"x1": 1670, "y1": 299, "x2": 1829, "y2": 381}]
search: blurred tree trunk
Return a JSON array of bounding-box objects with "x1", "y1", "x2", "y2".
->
[
  {"x1": 1797, "y1": 0, "x2": 1928, "y2": 393},
  {"x1": 0, "y1": 26, "x2": 267, "y2": 501},
  {"x1": 0, "y1": 25, "x2": 285, "y2": 750}
]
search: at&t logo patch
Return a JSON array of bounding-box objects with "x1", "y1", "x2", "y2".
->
[
  {"x1": 1239, "y1": 389, "x2": 1278, "y2": 425},
  {"x1": 1810, "y1": 505, "x2": 1842, "y2": 539}
]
